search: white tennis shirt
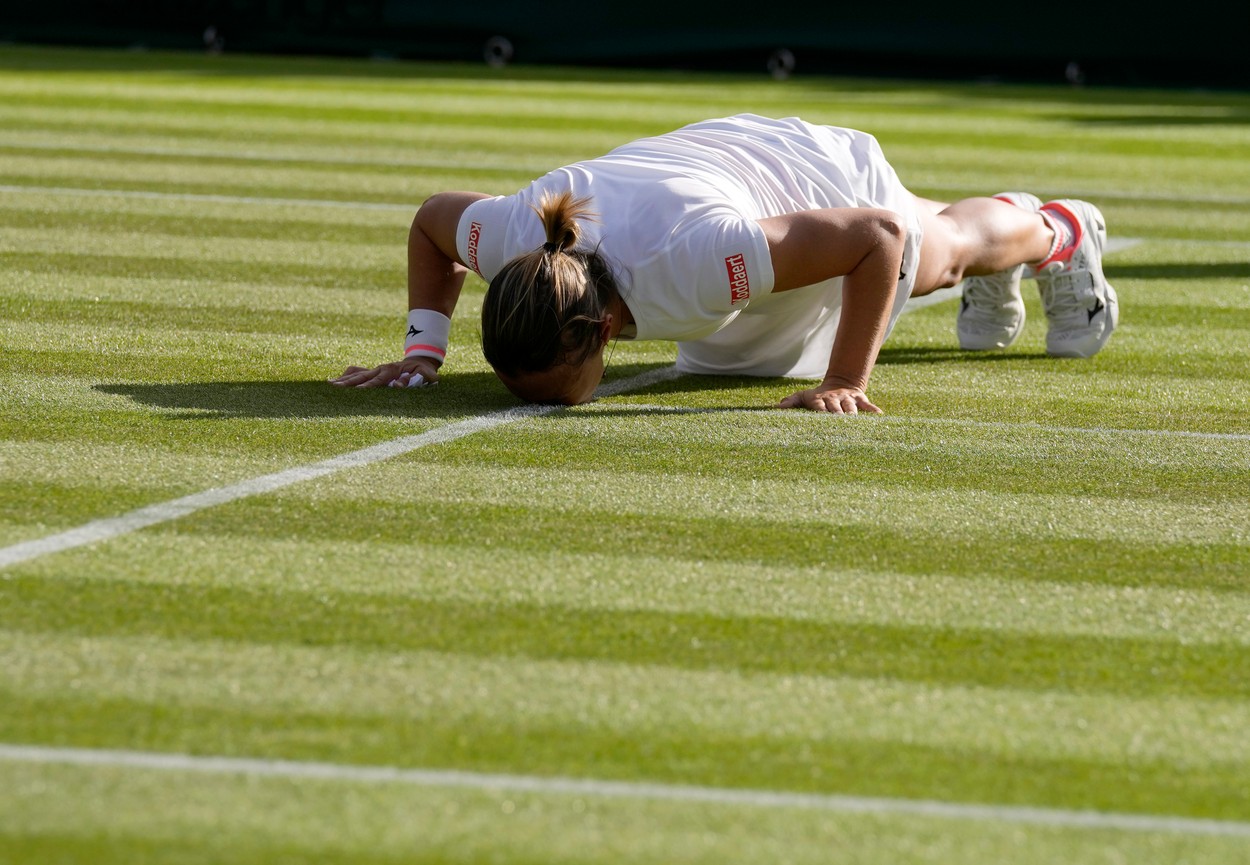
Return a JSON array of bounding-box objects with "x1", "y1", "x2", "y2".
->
[{"x1": 457, "y1": 114, "x2": 921, "y2": 378}]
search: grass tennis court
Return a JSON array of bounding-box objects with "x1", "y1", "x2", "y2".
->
[{"x1": 2, "y1": 44, "x2": 1249, "y2": 863}]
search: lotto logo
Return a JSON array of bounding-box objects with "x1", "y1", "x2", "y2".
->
[
  {"x1": 725, "y1": 253, "x2": 750, "y2": 304},
  {"x1": 466, "y1": 221, "x2": 483, "y2": 275}
]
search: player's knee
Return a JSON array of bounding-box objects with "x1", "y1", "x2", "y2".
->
[{"x1": 939, "y1": 263, "x2": 965, "y2": 288}]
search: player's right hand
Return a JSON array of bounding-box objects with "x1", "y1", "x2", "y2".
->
[{"x1": 329, "y1": 357, "x2": 441, "y2": 389}]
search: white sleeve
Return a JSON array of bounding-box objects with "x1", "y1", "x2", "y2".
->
[
  {"x1": 681, "y1": 213, "x2": 773, "y2": 309},
  {"x1": 628, "y1": 212, "x2": 774, "y2": 342},
  {"x1": 455, "y1": 195, "x2": 512, "y2": 282}
]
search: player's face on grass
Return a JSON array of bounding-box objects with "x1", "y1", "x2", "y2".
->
[{"x1": 496, "y1": 347, "x2": 606, "y2": 406}]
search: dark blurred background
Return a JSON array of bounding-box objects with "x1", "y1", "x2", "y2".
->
[{"x1": 4, "y1": 0, "x2": 1247, "y2": 89}]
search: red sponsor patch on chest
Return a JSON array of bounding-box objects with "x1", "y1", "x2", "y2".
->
[{"x1": 725, "y1": 253, "x2": 750, "y2": 305}]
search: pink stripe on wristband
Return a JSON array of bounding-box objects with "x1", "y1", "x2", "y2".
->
[{"x1": 404, "y1": 344, "x2": 446, "y2": 359}]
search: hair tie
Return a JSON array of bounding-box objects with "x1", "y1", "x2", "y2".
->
[{"x1": 543, "y1": 241, "x2": 559, "y2": 254}]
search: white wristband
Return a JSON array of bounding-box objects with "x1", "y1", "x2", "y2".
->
[{"x1": 403, "y1": 309, "x2": 451, "y2": 364}]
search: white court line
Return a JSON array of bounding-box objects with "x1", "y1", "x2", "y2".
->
[
  {"x1": 5, "y1": 367, "x2": 1246, "y2": 569},
  {"x1": 0, "y1": 366, "x2": 681, "y2": 569},
  {"x1": 1, "y1": 743, "x2": 1247, "y2": 838},
  {"x1": 0, "y1": 179, "x2": 1236, "y2": 567}
]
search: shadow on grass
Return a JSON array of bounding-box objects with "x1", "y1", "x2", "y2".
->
[
  {"x1": 95, "y1": 350, "x2": 1052, "y2": 420},
  {"x1": 1105, "y1": 262, "x2": 1250, "y2": 281},
  {"x1": 876, "y1": 346, "x2": 1050, "y2": 365},
  {"x1": 94, "y1": 362, "x2": 688, "y2": 419},
  {"x1": 95, "y1": 373, "x2": 516, "y2": 420},
  {"x1": 597, "y1": 349, "x2": 1048, "y2": 405}
]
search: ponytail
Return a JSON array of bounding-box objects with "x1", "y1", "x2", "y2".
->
[{"x1": 539, "y1": 190, "x2": 587, "y2": 256}]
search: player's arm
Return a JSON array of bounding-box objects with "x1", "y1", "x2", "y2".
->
[
  {"x1": 406, "y1": 190, "x2": 489, "y2": 314},
  {"x1": 756, "y1": 207, "x2": 907, "y2": 414},
  {"x1": 331, "y1": 191, "x2": 491, "y2": 389}
]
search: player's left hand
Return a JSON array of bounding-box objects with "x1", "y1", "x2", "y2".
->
[{"x1": 778, "y1": 384, "x2": 881, "y2": 414}]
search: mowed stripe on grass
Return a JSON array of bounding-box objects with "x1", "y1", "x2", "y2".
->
[
  {"x1": 3, "y1": 417, "x2": 1248, "y2": 823},
  {"x1": 3, "y1": 44, "x2": 1250, "y2": 864},
  {"x1": 4, "y1": 743, "x2": 1250, "y2": 838}
]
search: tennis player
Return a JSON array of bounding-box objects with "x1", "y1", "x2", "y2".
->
[{"x1": 332, "y1": 114, "x2": 1117, "y2": 413}]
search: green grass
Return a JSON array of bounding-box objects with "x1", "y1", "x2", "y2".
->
[{"x1": 2, "y1": 44, "x2": 1249, "y2": 864}]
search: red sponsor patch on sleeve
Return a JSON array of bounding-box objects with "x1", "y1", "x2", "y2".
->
[
  {"x1": 466, "y1": 221, "x2": 483, "y2": 276},
  {"x1": 725, "y1": 253, "x2": 750, "y2": 305}
]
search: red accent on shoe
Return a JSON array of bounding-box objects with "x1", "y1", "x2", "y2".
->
[{"x1": 1036, "y1": 201, "x2": 1085, "y2": 270}]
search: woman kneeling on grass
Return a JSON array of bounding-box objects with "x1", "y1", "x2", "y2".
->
[{"x1": 332, "y1": 114, "x2": 1117, "y2": 413}]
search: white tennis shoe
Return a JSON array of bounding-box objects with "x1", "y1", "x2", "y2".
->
[
  {"x1": 1035, "y1": 199, "x2": 1119, "y2": 358},
  {"x1": 957, "y1": 192, "x2": 1041, "y2": 351}
]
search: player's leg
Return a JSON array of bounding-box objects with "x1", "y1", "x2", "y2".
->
[
  {"x1": 911, "y1": 194, "x2": 1052, "y2": 292},
  {"x1": 913, "y1": 192, "x2": 1117, "y2": 357},
  {"x1": 926, "y1": 192, "x2": 1043, "y2": 350}
]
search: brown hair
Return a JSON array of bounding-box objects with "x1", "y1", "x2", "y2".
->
[{"x1": 481, "y1": 191, "x2": 621, "y2": 375}]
